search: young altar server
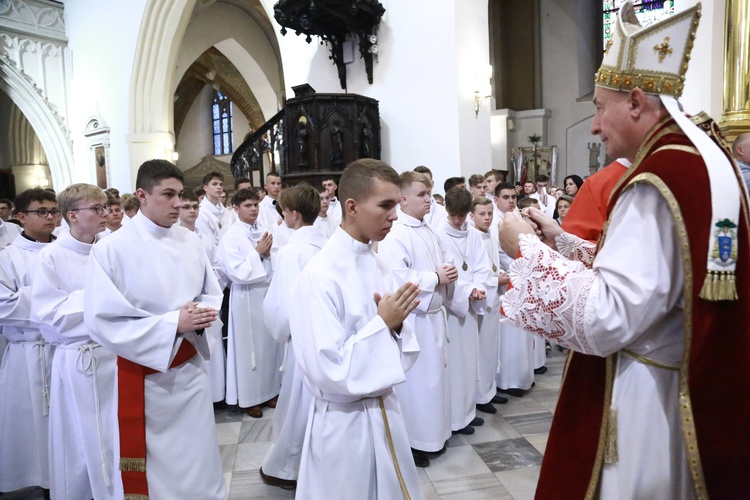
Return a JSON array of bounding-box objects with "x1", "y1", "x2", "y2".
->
[
  {"x1": 0, "y1": 188, "x2": 58, "y2": 494},
  {"x1": 218, "y1": 188, "x2": 282, "y2": 418},
  {"x1": 313, "y1": 183, "x2": 337, "y2": 237},
  {"x1": 379, "y1": 170, "x2": 458, "y2": 468},
  {"x1": 84, "y1": 160, "x2": 225, "y2": 499},
  {"x1": 260, "y1": 184, "x2": 326, "y2": 490},
  {"x1": 259, "y1": 171, "x2": 283, "y2": 232},
  {"x1": 435, "y1": 187, "x2": 488, "y2": 432},
  {"x1": 179, "y1": 189, "x2": 228, "y2": 405},
  {"x1": 290, "y1": 159, "x2": 421, "y2": 499},
  {"x1": 493, "y1": 184, "x2": 535, "y2": 397},
  {"x1": 31, "y1": 184, "x2": 123, "y2": 499},
  {"x1": 470, "y1": 197, "x2": 510, "y2": 409},
  {"x1": 196, "y1": 171, "x2": 234, "y2": 244}
]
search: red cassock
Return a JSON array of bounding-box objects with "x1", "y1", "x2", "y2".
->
[{"x1": 535, "y1": 114, "x2": 750, "y2": 499}]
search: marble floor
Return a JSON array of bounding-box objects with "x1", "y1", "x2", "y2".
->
[
  {"x1": 5, "y1": 350, "x2": 564, "y2": 500},
  {"x1": 218, "y1": 350, "x2": 565, "y2": 499}
]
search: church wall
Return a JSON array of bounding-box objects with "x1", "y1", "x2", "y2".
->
[
  {"x1": 539, "y1": 0, "x2": 599, "y2": 183},
  {"x1": 63, "y1": 0, "x2": 148, "y2": 191},
  {"x1": 538, "y1": 0, "x2": 725, "y2": 183},
  {"x1": 174, "y1": 3, "x2": 282, "y2": 121},
  {"x1": 176, "y1": 84, "x2": 214, "y2": 171},
  {"x1": 268, "y1": 0, "x2": 493, "y2": 194}
]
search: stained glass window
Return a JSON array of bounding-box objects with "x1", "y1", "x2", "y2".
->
[
  {"x1": 603, "y1": 1, "x2": 676, "y2": 49},
  {"x1": 212, "y1": 91, "x2": 233, "y2": 155}
]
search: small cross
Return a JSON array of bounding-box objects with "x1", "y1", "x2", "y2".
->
[{"x1": 653, "y1": 37, "x2": 673, "y2": 63}]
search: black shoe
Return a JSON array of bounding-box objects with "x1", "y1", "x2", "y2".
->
[
  {"x1": 534, "y1": 366, "x2": 548, "y2": 375},
  {"x1": 412, "y1": 448, "x2": 430, "y2": 467},
  {"x1": 491, "y1": 395, "x2": 508, "y2": 404},
  {"x1": 469, "y1": 416, "x2": 484, "y2": 426},
  {"x1": 424, "y1": 443, "x2": 447, "y2": 457},
  {"x1": 476, "y1": 402, "x2": 497, "y2": 414},
  {"x1": 213, "y1": 400, "x2": 227, "y2": 410},
  {"x1": 452, "y1": 425, "x2": 475, "y2": 435},
  {"x1": 259, "y1": 467, "x2": 297, "y2": 490},
  {"x1": 498, "y1": 387, "x2": 525, "y2": 397}
]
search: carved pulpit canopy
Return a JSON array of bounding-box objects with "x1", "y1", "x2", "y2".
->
[{"x1": 273, "y1": 0, "x2": 385, "y2": 90}]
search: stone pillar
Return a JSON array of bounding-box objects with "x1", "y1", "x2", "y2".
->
[{"x1": 719, "y1": 0, "x2": 750, "y2": 143}]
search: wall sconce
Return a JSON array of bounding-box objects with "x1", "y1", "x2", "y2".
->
[
  {"x1": 474, "y1": 65, "x2": 493, "y2": 118},
  {"x1": 164, "y1": 142, "x2": 178, "y2": 163},
  {"x1": 36, "y1": 170, "x2": 49, "y2": 188}
]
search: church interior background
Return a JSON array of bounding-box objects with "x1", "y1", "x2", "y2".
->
[
  {"x1": 1, "y1": 0, "x2": 745, "y2": 198},
  {"x1": 2, "y1": 1, "x2": 749, "y2": 498}
]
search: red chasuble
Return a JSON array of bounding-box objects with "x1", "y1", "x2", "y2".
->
[
  {"x1": 535, "y1": 114, "x2": 750, "y2": 499},
  {"x1": 562, "y1": 160, "x2": 628, "y2": 243}
]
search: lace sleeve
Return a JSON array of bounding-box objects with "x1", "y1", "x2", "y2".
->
[
  {"x1": 501, "y1": 234, "x2": 599, "y2": 354},
  {"x1": 555, "y1": 232, "x2": 597, "y2": 268}
]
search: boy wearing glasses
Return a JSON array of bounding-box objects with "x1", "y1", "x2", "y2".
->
[
  {"x1": 0, "y1": 188, "x2": 59, "y2": 494},
  {"x1": 31, "y1": 184, "x2": 123, "y2": 499}
]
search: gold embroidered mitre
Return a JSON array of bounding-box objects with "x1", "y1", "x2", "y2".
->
[{"x1": 595, "y1": 1, "x2": 701, "y2": 98}]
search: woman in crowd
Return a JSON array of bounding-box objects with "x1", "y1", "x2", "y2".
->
[
  {"x1": 563, "y1": 175, "x2": 584, "y2": 197},
  {"x1": 555, "y1": 195, "x2": 574, "y2": 225}
]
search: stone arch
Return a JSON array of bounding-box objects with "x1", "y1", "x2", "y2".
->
[
  {"x1": 0, "y1": 57, "x2": 73, "y2": 189},
  {"x1": 128, "y1": 0, "x2": 284, "y2": 178}
]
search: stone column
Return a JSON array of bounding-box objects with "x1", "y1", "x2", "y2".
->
[{"x1": 719, "y1": 0, "x2": 750, "y2": 143}]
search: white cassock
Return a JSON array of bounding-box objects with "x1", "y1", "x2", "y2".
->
[
  {"x1": 0, "y1": 235, "x2": 53, "y2": 491},
  {"x1": 533, "y1": 335, "x2": 547, "y2": 369},
  {"x1": 290, "y1": 227, "x2": 421, "y2": 500},
  {"x1": 379, "y1": 211, "x2": 452, "y2": 452},
  {"x1": 0, "y1": 219, "x2": 20, "y2": 247},
  {"x1": 0, "y1": 220, "x2": 21, "y2": 362},
  {"x1": 492, "y1": 210, "x2": 535, "y2": 391},
  {"x1": 31, "y1": 231, "x2": 123, "y2": 499},
  {"x1": 436, "y1": 218, "x2": 485, "y2": 430},
  {"x1": 218, "y1": 220, "x2": 282, "y2": 407},
  {"x1": 196, "y1": 197, "x2": 234, "y2": 245},
  {"x1": 424, "y1": 196, "x2": 448, "y2": 228},
  {"x1": 529, "y1": 191, "x2": 557, "y2": 218},
  {"x1": 194, "y1": 226, "x2": 228, "y2": 403},
  {"x1": 270, "y1": 220, "x2": 294, "y2": 270},
  {"x1": 84, "y1": 212, "x2": 225, "y2": 499},
  {"x1": 472, "y1": 226, "x2": 502, "y2": 405},
  {"x1": 261, "y1": 225, "x2": 327, "y2": 481},
  {"x1": 501, "y1": 184, "x2": 692, "y2": 498},
  {"x1": 259, "y1": 196, "x2": 282, "y2": 234},
  {"x1": 326, "y1": 196, "x2": 342, "y2": 228},
  {"x1": 313, "y1": 215, "x2": 337, "y2": 238}
]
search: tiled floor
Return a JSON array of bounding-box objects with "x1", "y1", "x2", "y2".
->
[
  {"x1": 5, "y1": 350, "x2": 564, "y2": 500},
  {"x1": 218, "y1": 350, "x2": 565, "y2": 499}
]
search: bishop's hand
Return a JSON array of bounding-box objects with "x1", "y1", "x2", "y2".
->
[
  {"x1": 498, "y1": 210, "x2": 535, "y2": 257},
  {"x1": 523, "y1": 207, "x2": 564, "y2": 251},
  {"x1": 375, "y1": 281, "x2": 420, "y2": 331}
]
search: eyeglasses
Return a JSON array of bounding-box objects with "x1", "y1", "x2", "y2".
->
[
  {"x1": 181, "y1": 204, "x2": 199, "y2": 211},
  {"x1": 19, "y1": 208, "x2": 62, "y2": 218},
  {"x1": 69, "y1": 204, "x2": 111, "y2": 216}
]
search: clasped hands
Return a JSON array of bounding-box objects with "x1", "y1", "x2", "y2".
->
[
  {"x1": 498, "y1": 208, "x2": 563, "y2": 257},
  {"x1": 177, "y1": 301, "x2": 218, "y2": 334},
  {"x1": 375, "y1": 282, "x2": 420, "y2": 331}
]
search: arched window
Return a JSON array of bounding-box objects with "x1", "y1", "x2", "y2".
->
[
  {"x1": 212, "y1": 91, "x2": 233, "y2": 155},
  {"x1": 603, "y1": 1, "x2": 676, "y2": 48}
]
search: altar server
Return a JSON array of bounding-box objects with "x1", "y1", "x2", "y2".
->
[
  {"x1": 84, "y1": 160, "x2": 225, "y2": 499},
  {"x1": 218, "y1": 188, "x2": 282, "y2": 418},
  {"x1": 0, "y1": 188, "x2": 58, "y2": 493},
  {"x1": 32, "y1": 184, "x2": 123, "y2": 499},
  {"x1": 290, "y1": 159, "x2": 421, "y2": 499},
  {"x1": 260, "y1": 184, "x2": 326, "y2": 490}
]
